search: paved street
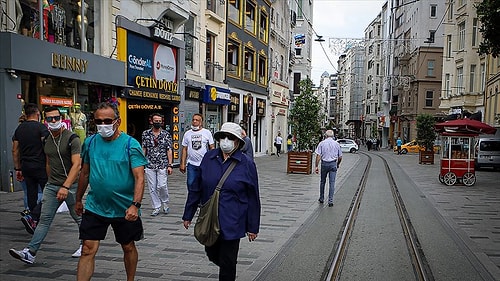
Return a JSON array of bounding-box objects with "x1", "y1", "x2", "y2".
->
[{"x1": 1, "y1": 149, "x2": 499, "y2": 280}]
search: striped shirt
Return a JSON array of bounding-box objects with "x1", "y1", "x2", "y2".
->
[{"x1": 315, "y1": 137, "x2": 342, "y2": 162}]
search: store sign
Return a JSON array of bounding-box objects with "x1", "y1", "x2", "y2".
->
[
  {"x1": 40, "y1": 96, "x2": 73, "y2": 107},
  {"x1": 229, "y1": 94, "x2": 239, "y2": 113},
  {"x1": 51, "y1": 53, "x2": 88, "y2": 73},
  {"x1": 127, "y1": 32, "x2": 180, "y2": 97},
  {"x1": 256, "y1": 98, "x2": 265, "y2": 116},
  {"x1": 125, "y1": 89, "x2": 181, "y2": 102},
  {"x1": 187, "y1": 89, "x2": 201, "y2": 100},
  {"x1": 152, "y1": 26, "x2": 173, "y2": 43},
  {"x1": 171, "y1": 106, "x2": 180, "y2": 159},
  {"x1": 127, "y1": 103, "x2": 164, "y2": 110},
  {"x1": 203, "y1": 85, "x2": 231, "y2": 105}
]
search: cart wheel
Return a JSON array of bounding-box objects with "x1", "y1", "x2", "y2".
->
[
  {"x1": 443, "y1": 172, "x2": 457, "y2": 186},
  {"x1": 438, "y1": 174, "x2": 444, "y2": 183},
  {"x1": 462, "y1": 172, "x2": 476, "y2": 186}
]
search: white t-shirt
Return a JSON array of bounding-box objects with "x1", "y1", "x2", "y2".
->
[
  {"x1": 181, "y1": 128, "x2": 214, "y2": 166},
  {"x1": 275, "y1": 136, "x2": 283, "y2": 145}
]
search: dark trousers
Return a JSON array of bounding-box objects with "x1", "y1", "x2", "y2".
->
[
  {"x1": 205, "y1": 238, "x2": 240, "y2": 281},
  {"x1": 24, "y1": 173, "x2": 47, "y2": 221}
]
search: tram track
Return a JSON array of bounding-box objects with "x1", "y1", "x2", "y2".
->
[{"x1": 324, "y1": 151, "x2": 435, "y2": 281}]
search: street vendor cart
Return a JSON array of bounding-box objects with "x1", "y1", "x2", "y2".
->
[{"x1": 435, "y1": 118, "x2": 497, "y2": 186}]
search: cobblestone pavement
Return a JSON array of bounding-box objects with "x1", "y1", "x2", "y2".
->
[{"x1": 0, "y1": 149, "x2": 499, "y2": 280}]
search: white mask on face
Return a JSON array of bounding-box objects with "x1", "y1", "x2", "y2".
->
[
  {"x1": 48, "y1": 120, "x2": 63, "y2": 131},
  {"x1": 220, "y1": 137, "x2": 235, "y2": 153},
  {"x1": 191, "y1": 126, "x2": 200, "y2": 131},
  {"x1": 97, "y1": 123, "x2": 116, "y2": 138}
]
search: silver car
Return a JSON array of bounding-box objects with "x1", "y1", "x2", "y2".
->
[{"x1": 337, "y1": 139, "x2": 359, "y2": 153}]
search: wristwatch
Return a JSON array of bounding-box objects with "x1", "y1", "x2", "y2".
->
[{"x1": 132, "y1": 201, "x2": 142, "y2": 208}]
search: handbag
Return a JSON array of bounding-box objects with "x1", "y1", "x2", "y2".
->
[{"x1": 194, "y1": 161, "x2": 237, "y2": 246}]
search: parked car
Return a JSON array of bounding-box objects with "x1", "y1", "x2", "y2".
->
[
  {"x1": 474, "y1": 137, "x2": 500, "y2": 170},
  {"x1": 337, "y1": 138, "x2": 359, "y2": 153},
  {"x1": 393, "y1": 140, "x2": 439, "y2": 154}
]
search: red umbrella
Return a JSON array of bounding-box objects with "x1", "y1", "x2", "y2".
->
[{"x1": 435, "y1": 118, "x2": 497, "y2": 135}]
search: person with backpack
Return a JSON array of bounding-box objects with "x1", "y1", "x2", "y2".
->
[
  {"x1": 75, "y1": 102, "x2": 148, "y2": 281},
  {"x1": 9, "y1": 106, "x2": 83, "y2": 264}
]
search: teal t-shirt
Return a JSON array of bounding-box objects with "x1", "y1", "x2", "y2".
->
[{"x1": 81, "y1": 133, "x2": 148, "y2": 218}]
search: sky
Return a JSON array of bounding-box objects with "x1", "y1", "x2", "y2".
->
[{"x1": 311, "y1": 0, "x2": 387, "y2": 85}]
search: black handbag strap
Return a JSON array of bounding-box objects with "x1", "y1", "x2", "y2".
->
[{"x1": 215, "y1": 161, "x2": 237, "y2": 192}]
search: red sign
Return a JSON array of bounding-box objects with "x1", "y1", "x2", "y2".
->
[{"x1": 40, "y1": 96, "x2": 73, "y2": 107}]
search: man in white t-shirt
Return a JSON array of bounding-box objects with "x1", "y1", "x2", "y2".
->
[{"x1": 180, "y1": 113, "x2": 215, "y2": 190}]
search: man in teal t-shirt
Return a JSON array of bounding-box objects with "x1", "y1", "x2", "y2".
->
[{"x1": 75, "y1": 102, "x2": 147, "y2": 281}]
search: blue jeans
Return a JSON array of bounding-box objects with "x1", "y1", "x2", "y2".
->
[
  {"x1": 28, "y1": 183, "x2": 81, "y2": 254},
  {"x1": 186, "y1": 163, "x2": 201, "y2": 191},
  {"x1": 319, "y1": 161, "x2": 337, "y2": 204}
]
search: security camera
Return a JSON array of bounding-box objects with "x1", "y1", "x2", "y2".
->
[{"x1": 6, "y1": 69, "x2": 18, "y2": 79}]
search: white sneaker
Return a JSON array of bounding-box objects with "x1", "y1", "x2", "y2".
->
[
  {"x1": 72, "y1": 245, "x2": 82, "y2": 258},
  {"x1": 163, "y1": 206, "x2": 170, "y2": 214},
  {"x1": 9, "y1": 248, "x2": 35, "y2": 264},
  {"x1": 151, "y1": 208, "x2": 161, "y2": 216}
]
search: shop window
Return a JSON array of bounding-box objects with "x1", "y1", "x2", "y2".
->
[
  {"x1": 245, "y1": 0, "x2": 256, "y2": 34},
  {"x1": 17, "y1": 0, "x2": 97, "y2": 53},
  {"x1": 227, "y1": 40, "x2": 240, "y2": 77},
  {"x1": 258, "y1": 54, "x2": 266, "y2": 86},
  {"x1": 228, "y1": 0, "x2": 241, "y2": 25},
  {"x1": 244, "y1": 47, "x2": 255, "y2": 81},
  {"x1": 184, "y1": 16, "x2": 195, "y2": 70}
]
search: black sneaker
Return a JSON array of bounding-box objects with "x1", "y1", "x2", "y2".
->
[{"x1": 21, "y1": 215, "x2": 36, "y2": 234}]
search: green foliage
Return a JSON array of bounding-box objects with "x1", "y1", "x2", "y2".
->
[
  {"x1": 416, "y1": 114, "x2": 436, "y2": 151},
  {"x1": 477, "y1": 0, "x2": 500, "y2": 57},
  {"x1": 289, "y1": 78, "x2": 322, "y2": 151}
]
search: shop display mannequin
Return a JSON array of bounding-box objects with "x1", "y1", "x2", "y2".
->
[
  {"x1": 76, "y1": 0, "x2": 88, "y2": 51},
  {"x1": 70, "y1": 103, "x2": 87, "y2": 142}
]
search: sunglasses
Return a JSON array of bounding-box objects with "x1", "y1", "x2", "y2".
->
[
  {"x1": 94, "y1": 118, "x2": 116, "y2": 125},
  {"x1": 45, "y1": 116, "x2": 61, "y2": 122},
  {"x1": 220, "y1": 133, "x2": 237, "y2": 141}
]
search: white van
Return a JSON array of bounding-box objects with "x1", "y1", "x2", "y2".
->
[{"x1": 475, "y1": 133, "x2": 500, "y2": 170}]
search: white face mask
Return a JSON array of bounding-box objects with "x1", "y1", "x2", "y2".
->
[
  {"x1": 97, "y1": 123, "x2": 116, "y2": 138},
  {"x1": 220, "y1": 137, "x2": 235, "y2": 153},
  {"x1": 191, "y1": 126, "x2": 200, "y2": 131},
  {"x1": 47, "y1": 120, "x2": 63, "y2": 131}
]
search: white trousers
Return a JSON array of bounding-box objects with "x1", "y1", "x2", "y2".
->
[{"x1": 145, "y1": 168, "x2": 169, "y2": 209}]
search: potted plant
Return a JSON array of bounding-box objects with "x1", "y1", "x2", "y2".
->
[
  {"x1": 287, "y1": 78, "x2": 322, "y2": 174},
  {"x1": 416, "y1": 113, "x2": 437, "y2": 164}
]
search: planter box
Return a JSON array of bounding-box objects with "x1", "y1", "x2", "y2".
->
[
  {"x1": 419, "y1": 150, "x2": 435, "y2": 165},
  {"x1": 287, "y1": 151, "x2": 312, "y2": 174}
]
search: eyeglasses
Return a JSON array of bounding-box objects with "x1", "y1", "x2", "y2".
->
[
  {"x1": 220, "y1": 133, "x2": 237, "y2": 141},
  {"x1": 94, "y1": 118, "x2": 116, "y2": 125},
  {"x1": 45, "y1": 116, "x2": 61, "y2": 122}
]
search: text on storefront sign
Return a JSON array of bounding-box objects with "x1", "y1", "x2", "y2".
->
[
  {"x1": 135, "y1": 76, "x2": 178, "y2": 94},
  {"x1": 51, "y1": 53, "x2": 88, "y2": 73}
]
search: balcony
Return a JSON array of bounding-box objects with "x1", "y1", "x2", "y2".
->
[{"x1": 205, "y1": 61, "x2": 224, "y2": 83}]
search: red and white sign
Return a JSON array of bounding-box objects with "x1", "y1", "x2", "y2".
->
[{"x1": 40, "y1": 96, "x2": 73, "y2": 107}]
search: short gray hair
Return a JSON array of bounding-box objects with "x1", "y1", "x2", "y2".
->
[{"x1": 325, "y1": 130, "x2": 334, "y2": 137}]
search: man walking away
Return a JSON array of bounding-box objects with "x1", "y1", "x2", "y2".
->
[
  {"x1": 142, "y1": 113, "x2": 174, "y2": 216},
  {"x1": 9, "y1": 106, "x2": 82, "y2": 264},
  {"x1": 75, "y1": 102, "x2": 148, "y2": 281},
  {"x1": 12, "y1": 103, "x2": 49, "y2": 234},
  {"x1": 314, "y1": 130, "x2": 342, "y2": 207}
]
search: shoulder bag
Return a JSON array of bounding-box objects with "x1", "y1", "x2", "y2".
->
[{"x1": 194, "y1": 160, "x2": 237, "y2": 246}]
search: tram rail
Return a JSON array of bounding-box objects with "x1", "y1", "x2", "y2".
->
[{"x1": 324, "y1": 152, "x2": 435, "y2": 281}]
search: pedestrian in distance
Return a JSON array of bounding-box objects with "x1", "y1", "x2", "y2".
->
[
  {"x1": 314, "y1": 130, "x2": 343, "y2": 207},
  {"x1": 287, "y1": 134, "x2": 293, "y2": 152},
  {"x1": 75, "y1": 102, "x2": 148, "y2": 281},
  {"x1": 12, "y1": 103, "x2": 49, "y2": 234},
  {"x1": 9, "y1": 106, "x2": 83, "y2": 264},
  {"x1": 396, "y1": 137, "x2": 403, "y2": 155},
  {"x1": 182, "y1": 122, "x2": 261, "y2": 281},
  {"x1": 142, "y1": 113, "x2": 174, "y2": 216},
  {"x1": 240, "y1": 128, "x2": 254, "y2": 160},
  {"x1": 179, "y1": 113, "x2": 215, "y2": 191},
  {"x1": 274, "y1": 132, "x2": 283, "y2": 157}
]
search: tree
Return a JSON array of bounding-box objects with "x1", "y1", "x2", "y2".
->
[
  {"x1": 477, "y1": 0, "x2": 500, "y2": 57},
  {"x1": 416, "y1": 114, "x2": 436, "y2": 151},
  {"x1": 289, "y1": 78, "x2": 322, "y2": 151}
]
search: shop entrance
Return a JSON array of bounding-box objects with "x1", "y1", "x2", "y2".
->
[{"x1": 126, "y1": 103, "x2": 173, "y2": 142}]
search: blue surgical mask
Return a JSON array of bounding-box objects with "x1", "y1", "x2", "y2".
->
[{"x1": 97, "y1": 123, "x2": 116, "y2": 138}]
